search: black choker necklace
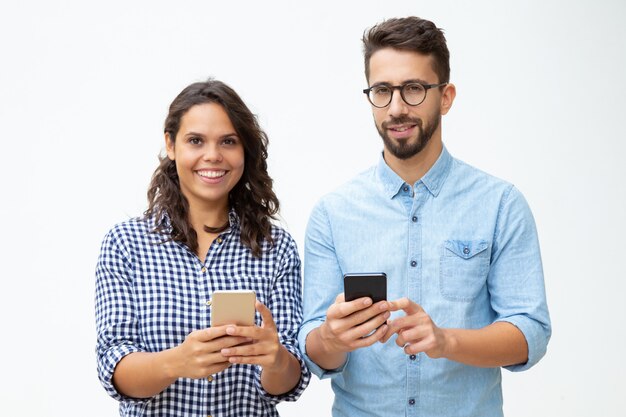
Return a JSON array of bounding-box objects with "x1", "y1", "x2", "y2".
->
[{"x1": 203, "y1": 220, "x2": 229, "y2": 234}]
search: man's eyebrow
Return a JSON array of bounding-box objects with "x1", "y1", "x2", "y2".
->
[
  {"x1": 402, "y1": 78, "x2": 430, "y2": 85},
  {"x1": 369, "y1": 78, "x2": 430, "y2": 88}
]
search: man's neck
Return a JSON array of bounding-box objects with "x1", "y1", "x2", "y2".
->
[{"x1": 384, "y1": 138, "x2": 443, "y2": 185}]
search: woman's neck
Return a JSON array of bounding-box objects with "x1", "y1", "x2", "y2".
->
[{"x1": 187, "y1": 201, "x2": 230, "y2": 235}]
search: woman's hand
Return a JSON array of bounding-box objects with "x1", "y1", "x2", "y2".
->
[
  {"x1": 218, "y1": 301, "x2": 289, "y2": 372},
  {"x1": 219, "y1": 300, "x2": 302, "y2": 395},
  {"x1": 169, "y1": 325, "x2": 251, "y2": 379}
]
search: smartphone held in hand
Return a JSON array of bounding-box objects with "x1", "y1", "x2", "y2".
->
[
  {"x1": 343, "y1": 273, "x2": 387, "y2": 303},
  {"x1": 210, "y1": 290, "x2": 256, "y2": 327}
]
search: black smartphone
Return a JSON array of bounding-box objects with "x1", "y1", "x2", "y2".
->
[{"x1": 343, "y1": 272, "x2": 387, "y2": 303}]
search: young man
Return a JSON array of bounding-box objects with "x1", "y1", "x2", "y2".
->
[{"x1": 298, "y1": 17, "x2": 551, "y2": 417}]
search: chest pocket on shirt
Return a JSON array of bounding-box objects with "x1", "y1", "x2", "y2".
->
[{"x1": 440, "y1": 239, "x2": 490, "y2": 302}]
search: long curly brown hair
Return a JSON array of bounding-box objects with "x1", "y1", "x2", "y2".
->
[{"x1": 145, "y1": 79, "x2": 279, "y2": 258}]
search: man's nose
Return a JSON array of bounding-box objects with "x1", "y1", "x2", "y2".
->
[{"x1": 387, "y1": 90, "x2": 409, "y2": 118}]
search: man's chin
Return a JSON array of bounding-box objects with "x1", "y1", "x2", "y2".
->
[{"x1": 384, "y1": 136, "x2": 424, "y2": 160}]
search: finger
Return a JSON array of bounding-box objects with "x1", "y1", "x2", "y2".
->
[
  {"x1": 380, "y1": 320, "x2": 397, "y2": 343},
  {"x1": 329, "y1": 297, "x2": 374, "y2": 320},
  {"x1": 387, "y1": 298, "x2": 423, "y2": 315},
  {"x1": 344, "y1": 311, "x2": 390, "y2": 341},
  {"x1": 395, "y1": 326, "x2": 427, "y2": 347},
  {"x1": 194, "y1": 325, "x2": 230, "y2": 342},
  {"x1": 255, "y1": 301, "x2": 277, "y2": 331},
  {"x1": 227, "y1": 354, "x2": 269, "y2": 366},
  {"x1": 350, "y1": 323, "x2": 389, "y2": 349},
  {"x1": 342, "y1": 301, "x2": 389, "y2": 329},
  {"x1": 221, "y1": 341, "x2": 266, "y2": 357},
  {"x1": 335, "y1": 293, "x2": 345, "y2": 303},
  {"x1": 385, "y1": 313, "x2": 424, "y2": 338},
  {"x1": 206, "y1": 362, "x2": 231, "y2": 376},
  {"x1": 403, "y1": 338, "x2": 435, "y2": 355},
  {"x1": 226, "y1": 325, "x2": 264, "y2": 339},
  {"x1": 210, "y1": 335, "x2": 252, "y2": 350}
]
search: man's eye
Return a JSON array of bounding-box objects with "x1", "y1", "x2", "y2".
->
[
  {"x1": 373, "y1": 87, "x2": 390, "y2": 95},
  {"x1": 404, "y1": 84, "x2": 424, "y2": 93}
]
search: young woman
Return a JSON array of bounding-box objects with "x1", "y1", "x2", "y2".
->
[{"x1": 95, "y1": 79, "x2": 310, "y2": 416}]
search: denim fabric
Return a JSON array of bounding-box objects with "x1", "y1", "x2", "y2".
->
[{"x1": 298, "y1": 146, "x2": 551, "y2": 417}]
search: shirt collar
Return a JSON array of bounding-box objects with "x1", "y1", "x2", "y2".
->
[
  {"x1": 376, "y1": 145, "x2": 453, "y2": 199},
  {"x1": 153, "y1": 207, "x2": 240, "y2": 233},
  {"x1": 227, "y1": 208, "x2": 240, "y2": 231}
]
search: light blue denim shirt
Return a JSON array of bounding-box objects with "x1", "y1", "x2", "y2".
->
[{"x1": 298, "y1": 146, "x2": 551, "y2": 417}]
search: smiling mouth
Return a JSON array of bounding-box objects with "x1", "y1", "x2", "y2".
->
[
  {"x1": 197, "y1": 170, "x2": 227, "y2": 179},
  {"x1": 388, "y1": 124, "x2": 417, "y2": 132}
]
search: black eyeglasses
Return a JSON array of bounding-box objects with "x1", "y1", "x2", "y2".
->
[{"x1": 363, "y1": 82, "x2": 448, "y2": 108}]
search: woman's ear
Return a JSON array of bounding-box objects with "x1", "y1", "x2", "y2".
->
[{"x1": 165, "y1": 133, "x2": 175, "y2": 160}]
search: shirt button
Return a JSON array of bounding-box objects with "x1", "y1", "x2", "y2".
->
[
  {"x1": 463, "y1": 247, "x2": 470, "y2": 255},
  {"x1": 216, "y1": 238, "x2": 223, "y2": 244},
  {"x1": 411, "y1": 216, "x2": 418, "y2": 222},
  {"x1": 207, "y1": 376, "x2": 213, "y2": 382},
  {"x1": 403, "y1": 186, "x2": 409, "y2": 192},
  {"x1": 201, "y1": 267, "x2": 207, "y2": 273},
  {"x1": 409, "y1": 399, "x2": 415, "y2": 405},
  {"x1": 410, "y1": 354, "x2": 416, "y2": 360},
  {"x1": 410, "y1": 260, "x2": 417, "y2": 267}
]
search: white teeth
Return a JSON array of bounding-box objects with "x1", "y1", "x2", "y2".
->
[
  {"x1": 198, "y1": 170, "x2": 226, "y2": 178},
  {"x1": 392, "y1": 125, "x2": 412, "y2": 132}
]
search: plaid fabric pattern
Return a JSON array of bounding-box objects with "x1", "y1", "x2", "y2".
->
[{"x1": 95, "y1": 211, "x2": 310, "y2": 416}]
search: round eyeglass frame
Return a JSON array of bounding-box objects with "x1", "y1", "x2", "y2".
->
[{"x1": 362, "y1": 82, "x2": 448, "y2": 108}]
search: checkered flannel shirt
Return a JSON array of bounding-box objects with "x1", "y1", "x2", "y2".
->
[{"x1": 95, "y1": 211, "x2": 310, "y2": 416}]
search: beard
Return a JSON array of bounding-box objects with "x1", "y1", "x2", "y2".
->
[{"x1": 376, "y1": 111, "x2": 441, "y2": 160}]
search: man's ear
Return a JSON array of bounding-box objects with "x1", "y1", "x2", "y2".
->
[
  {"x1": 440, "y1": 83, "x2": 456, "y2": 115},
  {"x1": 165, "y1": 133, "x2": 175, "y2": 160}
]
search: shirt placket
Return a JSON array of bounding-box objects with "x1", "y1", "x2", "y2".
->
[
  {"x1": 406, "y1": 182, "x2": 428, "y2": 417},
  {"x1": 198, "y1": 231, "x2": 231, "y2": 417}
]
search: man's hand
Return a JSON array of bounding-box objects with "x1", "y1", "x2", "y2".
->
[
  {"x1": 382, "y1": 297, "x2": 450, "y2": 358},
  {"x1": 305, "y1": 293, "x2": 390, "y2": 371},
  {"x1": 319, "y1": 293, "x2": 390, "y2": 354}
]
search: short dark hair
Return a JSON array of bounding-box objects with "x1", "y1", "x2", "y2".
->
[
  {"x1": 362, "y1": 16, "x2": 450, "y2": 84},
  {"x1": 146, "y1": 79, "x2": 279, "y2": 258}
]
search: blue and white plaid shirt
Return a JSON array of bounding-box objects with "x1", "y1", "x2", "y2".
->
[{"x1": 95, "y1": 211, "x2": 310, "y2": 416}]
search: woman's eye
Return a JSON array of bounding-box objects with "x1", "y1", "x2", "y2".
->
[
  {"x1": 222, "y1": 137, "x2": 238, "y2": 146},
  {"x1": 189, "y1": 136, "x2": 202, "y2": 145}
]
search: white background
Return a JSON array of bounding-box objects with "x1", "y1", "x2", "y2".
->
[{"x1": 1, "y1": 1, "x2": 625, "y2": 416}]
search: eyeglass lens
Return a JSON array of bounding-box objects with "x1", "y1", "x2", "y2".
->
[{"x1": 368, "y1": 83, "x2": 426, "y2": 107}]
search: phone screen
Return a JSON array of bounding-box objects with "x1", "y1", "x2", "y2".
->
[{"x1": 343, "y1": 273, "x2": 387, "y2": 303}]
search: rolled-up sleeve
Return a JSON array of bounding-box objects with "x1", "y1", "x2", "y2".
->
[
  {"x1": 94, "y1": 228, "x2": 148, "y2": 403},
  {"x1": 488, "y1": 186, "x2": 552, "y2": 371},
  {"x1": 254, "y1": 231, "x2": 311, "y2": 403},
  {"x1": 298, "y1": 200, "x2": 350, "y2": 379}
]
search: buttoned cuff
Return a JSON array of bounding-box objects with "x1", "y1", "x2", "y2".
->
[
  {"x1": 254, "y1": 341, "x2": 311, "y2": 404},
  {"x1": 298, "y1": 320, "x2": 349, "y2": 379},
  {"x1": 497, "y1": 315, "x2": 550, "y2": 372}
]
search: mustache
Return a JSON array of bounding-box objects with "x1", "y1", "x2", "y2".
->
[{"x1": 381, "y1": 116, "x2": 422, "y2": 129}]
